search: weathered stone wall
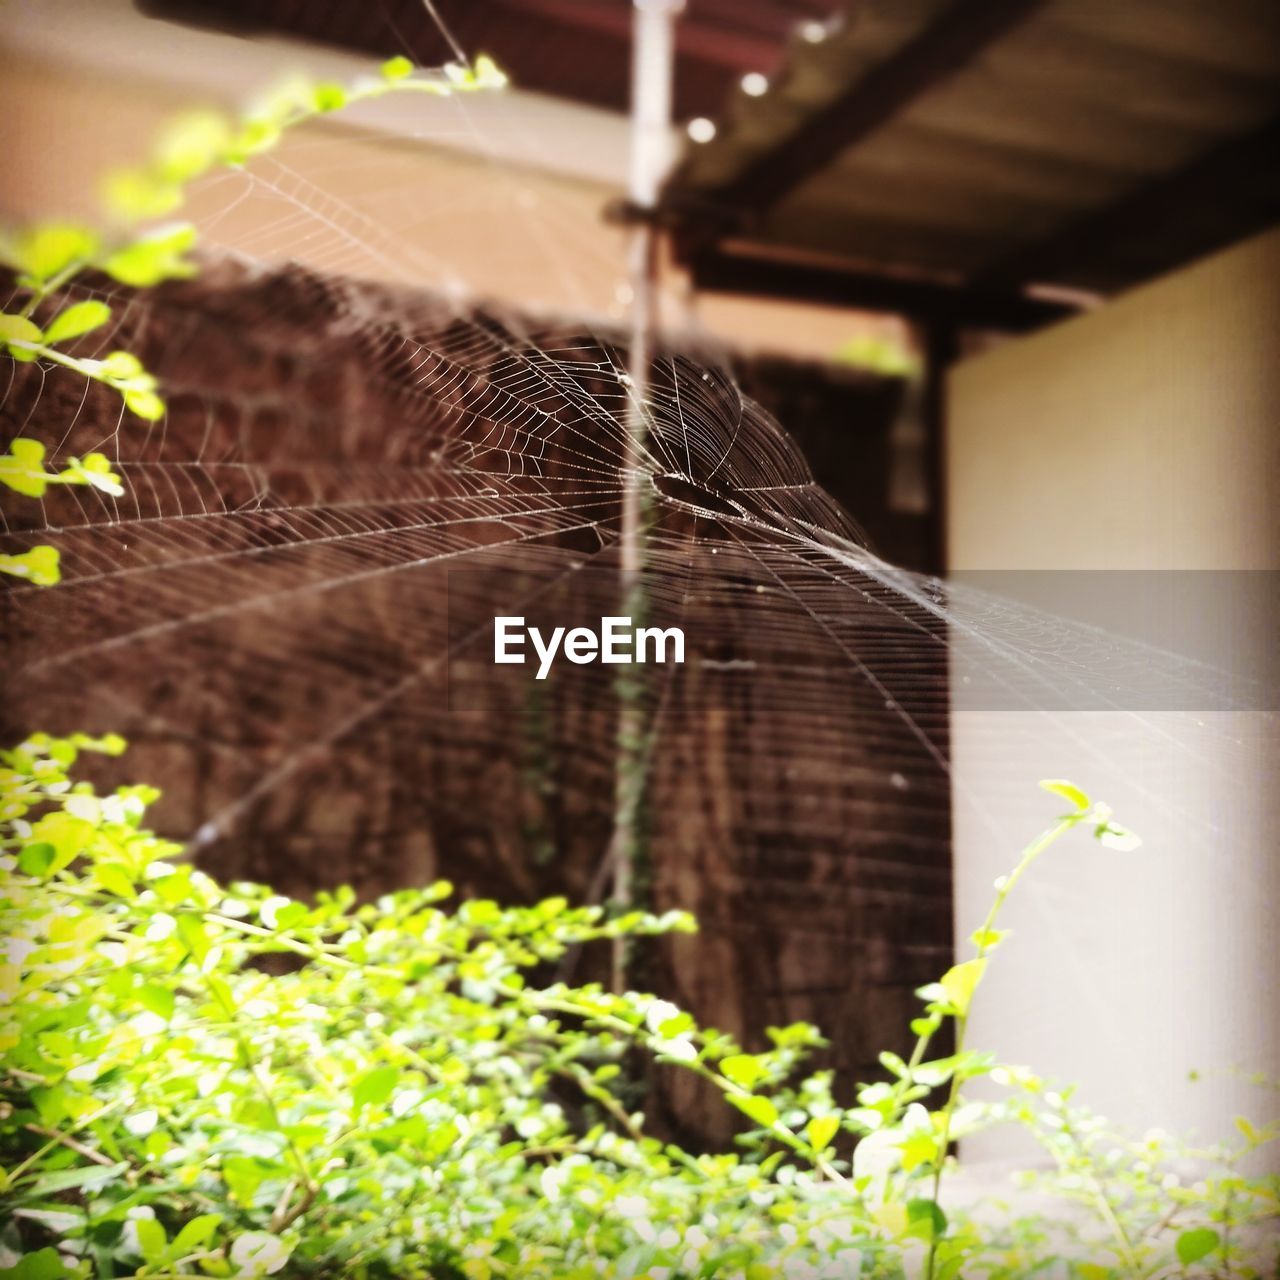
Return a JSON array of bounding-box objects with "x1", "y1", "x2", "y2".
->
[{"x1": 1, "y1": 259, "x2": 950, "y2": 1145}]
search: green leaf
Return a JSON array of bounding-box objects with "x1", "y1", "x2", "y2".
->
[
  {"x1": 170, "y1": 1213, "x2": 223, "y2": 1257},
  {"x1": 311, "y1": 82, "x2": 347, "y2": 112},
  {"x1": 805, "y1": 1114, "x2": 840, "y2": 1153},
  {"x1": 1039, "y1": 779, "x2": 1090, "y2": 810},
  {"x1": 1, "y1": 314, "x2": 43, "y2": 361},
  {"x1": 101, "y1": 223, "x2": 197, "y2": 287},
  {"x1": 905, "y1": 1197, "x2": 947, "y2": 1242},
  {"x1": 0, "y1": 315, "x2": 43, "y2": 346},
  {"x1": 0, "y1": 545, "x2": 61, "y2": 586},
  {"x1": 0, "y1": 437, "x2": 52, "y2": 498},
  {"x1": 728, "y1": 1094, "x2": 779, "y2": 1129},
  {"x1": 101, "y1": 167, "x2": 182, "y2": 221},
  {"x1": 123, "y1": 387, "x2": 166, "y2": 421},
  {"x1": 719, "y1": 1053, "x2": 765, "y2": 1090},
  {"x1": 353, "y1": 1065, "x2": 400, "y2": 1112},
  {"x1": 94, "y1": 862, "x2": 137, "y2": 899},
  {"x1": 939, "y1": 958, "x2": 987, "y2": 1017},
  {"x1": 969, "y1": 927, "x2": 1010, "y2": 951},
  {"x1": 155, "y1": 110, "x2": 232, "y2": 182},
  {"x1": 43, "y1": 300, "x2": 111, "y2": 344},
  {"x1": 176, "y1": 913, "x2": 210, "y2": 964},
  {"x1": 900, "y1": 1132, "x2": 939, "y2": 1173},
  {"x1": 0, "y1": 1247, "x2": 71, "y2": 1280},
  {"x1": 381, "y1": 56, "x2": 414, "y2": 80},
  {"x1": 1175, "y1": 1227, "x2": 1220, "y2": 1265},
  {"x1": 13, "y1": 224, "x2": 99, "y2": 282},
  {"x1": 16, "y1": 841, "x2": 56, "y2": 877},
  {"x1": 137, "y1": 983, "x2": 176, "y2": 1020},
  {"x1": 21, "y1": 1162, "x2": 128, "y2": 1197},
  {"x1": 134, "y1": 1216, "x2": 168, "y2": 1264},
  {"x1": 100, "y1": 350, "x2": 144, "y2": 379}
]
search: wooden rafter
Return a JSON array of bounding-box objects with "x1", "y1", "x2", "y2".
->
[
  {"x1": 683, "y1": 0, "x2": 1055, "y2": 218},
  {"x1": 689, "y1": 246, "x2": 1082, "y2": 332},
  {"x1": 972, "y1": 114, "x2": 1280, "y2": 290}
]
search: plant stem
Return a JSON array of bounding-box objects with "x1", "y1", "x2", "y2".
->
[{"x1": 923, "y1": 811, "x2": 1086, "y2": 1280}]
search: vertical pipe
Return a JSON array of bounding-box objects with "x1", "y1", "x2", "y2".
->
[{"x1": 612, "y1": 0, "x2": 683, "y2": 994}]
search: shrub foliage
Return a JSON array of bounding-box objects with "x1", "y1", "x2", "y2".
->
[{"x1": 0, "y1": 738, "x2": 1276, "y2": 1279}]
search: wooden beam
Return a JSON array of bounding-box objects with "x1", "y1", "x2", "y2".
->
[
  {"x1": 689, "y1": 247, "x2": 1081, "y2": 332},
  {"x1": 973, "y1": 115, "x2": 1280, "y2": 291},
  {"x1": 697, "y1": 0, "x2": 1054, "y2": 217}
]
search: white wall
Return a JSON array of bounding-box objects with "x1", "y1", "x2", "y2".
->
[{"x1": 946, "y1": 229, "x2": 1280, "y2": 1162}]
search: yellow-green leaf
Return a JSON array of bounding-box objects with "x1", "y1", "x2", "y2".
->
[
  {"x1": 728, "y1": 1094, "x2": 779, "y2": 1129},
  {"x1": 44, "y1": 300, "x2": 111, "y2": 344},
  {"x1": 1039, "y1": 779, "x2": 1090, "y2": 810},
  {"x1": 806, "y1": 1114, "x2": 840, "y2": 1152},
  {"x1": 0, "y1": 545, "x2": 61, "y2": 586},
  {"x1": 939, "y1": 958, "x2": 987, "y2": 1017},
  {"x1": 13, "y1": 224, "x2": 99, "y2": 282},
  {"x1": 381, "y1": 56, "x2": 414, "y2": 81}
]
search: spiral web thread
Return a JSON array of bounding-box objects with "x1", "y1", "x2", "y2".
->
[{"x1": 1, "y1": 79, "x2": 1272, "y2": 1111}]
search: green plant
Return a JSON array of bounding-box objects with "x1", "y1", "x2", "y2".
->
[
  {"x1": 2, "y1": 738, "x2": 1275, "y2": 1278},
  {"x1": 0, "y1": 54, "x2": 506, "y2": 588}
]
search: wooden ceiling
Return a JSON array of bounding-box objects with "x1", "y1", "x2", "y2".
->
[
  {"x1": 663, "y1": 0, "x2": 1280, "y2": 325},
  {"x1": 143, "y1": 0, "x2": 1280, "y2": 329}
]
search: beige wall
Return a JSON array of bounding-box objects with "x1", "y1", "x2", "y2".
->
[{"x1": 946, "y1": 230, "x2": 1280, "y2": 1162}]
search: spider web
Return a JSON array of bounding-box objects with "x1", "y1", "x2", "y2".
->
[{"x1": 1, "y1": 58, "x2": 1275, "y2": 1144}]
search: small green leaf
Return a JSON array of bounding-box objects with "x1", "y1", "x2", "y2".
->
[
  {"x1": 0, "y1": 1247, "x2": 71, "y2": 1280},
  {"x1": 728, "y1": 1094, "x2": 779, "y2": 1129},
  {"x1": 137, "y1": 983, "x2": 176, "y2": 1020},
  {"x1": 176, "y1": 913, "x2": 211, "y2": 964},
  {"x1": 719, "y1": 1053, "x2": 765, "y2": 1090},
  {"x1": 381, "y1": 56, "x2": 414, "y2": 81},
  {"x1": 0, "y1": 315, "x2": 43, "y2": 346},
  {"x1": 16, "y1": 842, "x2": 56, "y2": 877},
  {"x1": 100, "y1": 350, "x2": 144, "y2": 379},
  {"x1": 123, "y1": 388, "x2": 166, "y2": 421},
  {"x1": 13, "y1": 224, "x2": 99, "y2": 282},
  {"x1": 134, "y1": 1216, "x2": 168, "y2": 1264},
  {"x1": 101, "y1": 167, "x2": 182, "y2": 221},
  {"x1": 22, "y1": 1162, "x2": 127, "y2": 1196},
  {"x1": 1039, "y1": 779, "x2": 1090, "y2": 810},
  {"x1": 900, "y1": 1132, "x2": 939, "y2": 1173},
  {"x1": 353, "y1": 1065, "x2": 400, "y2": 1112},
  {"x1": 0, "y1": 545, "x2": 61, "y2": 586},
  {"x1": 155, "y1": 110, "x2": 232, "y2": 182},
  {"x1": 1175, "y1": 1227, "x2": 1220, "y2": 1265},
  {"x1": 939, "y1": 958, "x2": 987, "y2": 1017},
  {"x1": 805, "y1": 1114, "x2": 840, "y2": 1152},
  {"x1": 43, "y1": 300, "x2": 111, "y2": 344},
  {"x1": 0, "y1": 437, "x2": 52, "y2": 497},
  {"x1": 969, "y1": 927, "x2": 1010, "y2": 951},
  {"x1": 101, "y1": 223, "x2": 197, "y2": 287},
  {"x1": 311, "y1": 82, "x2": 347, "y2": 112},
  {"x1": 905, "y1": 1197, "x2": 947, "y2": 1242},
  {"x1": 169, "y1": 1213, "x2": 223, "y2": 1257}
]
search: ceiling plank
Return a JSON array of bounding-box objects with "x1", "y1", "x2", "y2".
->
[
  {"x1": 689, "y1": 246, "x2": 1082, "y2": 332},
  {"x1": 972, "y1": 114, "x2": 1280, "y2": 290},
  {"x1": 683, "y1": 0, "x2": 1055, "y2": 218}
]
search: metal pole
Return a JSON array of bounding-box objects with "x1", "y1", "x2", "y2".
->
[{"x1": 611, "y1": 0, "x2": 683, "y2": 994}]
